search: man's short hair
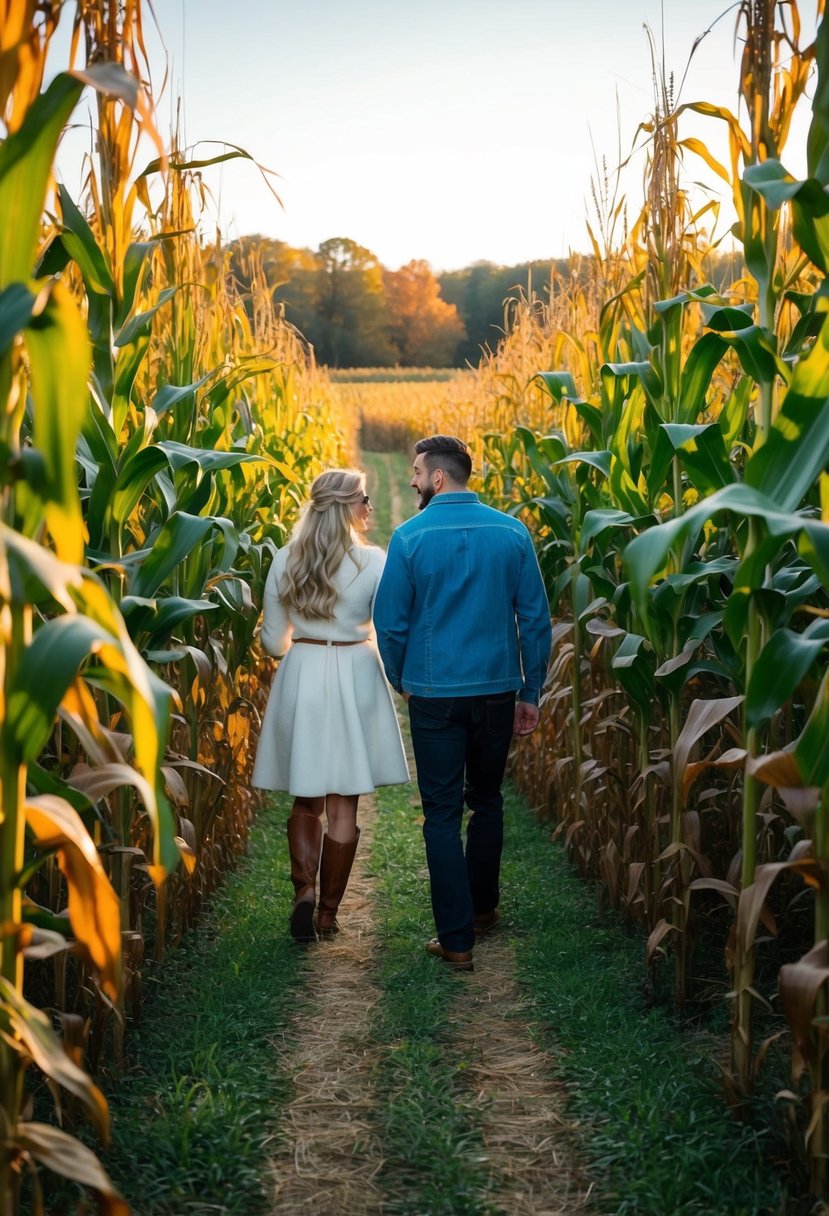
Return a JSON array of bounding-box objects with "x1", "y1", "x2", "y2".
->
[{"x1": 414, "y1": 435, "x2": 472, "y2": 485}]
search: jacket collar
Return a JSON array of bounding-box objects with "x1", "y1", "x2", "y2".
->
[{"x1": 426, "y1": 491, "x2": 479, "y2": 506}]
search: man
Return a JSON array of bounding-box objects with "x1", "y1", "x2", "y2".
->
[{"x1": 373, "y1": 435, "x2": 552, "y2": 971}]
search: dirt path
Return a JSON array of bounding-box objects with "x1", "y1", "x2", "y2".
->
[
  {"x1": 460, "y1": 936, "x2": 594, "y2": 1214},
  {"x1": 265, "y1": 451, "x2": 592, "y2": 1213},
  {"x1": 265, "y1": 794, "x2": 385, "y2": 1214}
]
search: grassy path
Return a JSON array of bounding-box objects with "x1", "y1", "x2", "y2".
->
[
  {"x1": 265, "y1": 795, "x2": 385, "y2": 1213},
  {"x1": 64, "y1": 451, "x2": 800, "y2": 1216}
]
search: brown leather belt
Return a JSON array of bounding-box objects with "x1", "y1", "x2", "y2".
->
[{"x1": 292, "y1": 637, "x2": 365, "y2": 647}]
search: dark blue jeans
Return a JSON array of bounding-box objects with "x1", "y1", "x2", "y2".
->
[{"x1": 408, "y1": 692, "x2": 516, "y2": 952}]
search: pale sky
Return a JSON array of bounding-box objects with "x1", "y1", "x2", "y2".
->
[{"x1": 56, "y1": 0, "x2": 818, "y2": 271}]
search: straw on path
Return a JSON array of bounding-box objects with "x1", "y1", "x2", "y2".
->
[
  {"x1": 265, "y1": 793, "x2": 386, "y2": 1215},
  {"x1": 457, "y1": 932, "x2": 594, "y2": 1215},
  {"x1": 264, "y1": 797, "x2": 593, "y2": 1214},
  {"x1": 265, "y1": 454, "x2": 592, "y2": 1211}
]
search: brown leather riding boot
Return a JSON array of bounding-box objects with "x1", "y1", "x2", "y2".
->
[
  {"x1": 287, "y1": 812, "x2": 323, "y2": 943},
  {"x1": 316, "y1": 829, "x2": 361, "y2": 938}
]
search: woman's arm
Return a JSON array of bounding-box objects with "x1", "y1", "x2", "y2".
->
[{"x1": 260, "y1": 552, "x2": 294, "y2": 656}]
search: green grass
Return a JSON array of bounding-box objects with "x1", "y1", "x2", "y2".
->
[
  {"x1": 42, "y1": 799, "x2": 308, "y2": 1216},
  {"x1": 42, "y1": 437, "x2": 809, "y2": 1214},
  {"x1": 362, "y1": 449, "x2": 415, "y2": 544},
  {"x1": 369, "y1": 779, "x2": 501, "y2": 1216},
  {"x1": 499, "y1": 785, "x2": 805, "y2": 1215}
]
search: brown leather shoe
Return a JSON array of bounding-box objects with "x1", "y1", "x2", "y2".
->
[
  {"x1": 474, "y1": 908, "x2": 500, "y2": 939},
  {"x1": 425, "y1": 938, "x2": 474, "y2": 971}
]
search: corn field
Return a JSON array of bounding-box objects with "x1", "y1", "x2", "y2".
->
[
  {"x1": 466, "y1": 0, "x2": 829, "y2": 1195},
  {"x1": 0, "y1": 2, "x2": 349, "y2": 1210},
  {"x1": 3, "y1": 0, "x2": 829, "y2": 1210},
  {"x1": 333, "y1": 372, "x2": 480, "y2": 453}
]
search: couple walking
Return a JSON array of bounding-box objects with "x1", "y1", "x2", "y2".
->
[{"x1": 252, "y1": 435, "x2": 552, "y2": 969}]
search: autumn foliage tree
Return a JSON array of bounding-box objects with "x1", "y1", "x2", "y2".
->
[
  {"x1": 383, "y1": 259, "x2": 466, "y2": 366},
  {"x1": 229, "y1": 237, "x2": 466, "y2": 366}
]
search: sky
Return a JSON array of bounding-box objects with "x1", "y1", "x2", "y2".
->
[{"x1": 56, "y1": 0, "x2": 819, "y2": 272}]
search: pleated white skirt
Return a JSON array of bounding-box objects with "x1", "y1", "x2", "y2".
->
[{"x1": 252, "y1": 641, "x2": 409, "y2": 796}]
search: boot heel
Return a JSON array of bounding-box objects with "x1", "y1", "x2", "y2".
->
[{"x1": 290, "y1": 897, "x2": 316, "y2": 944}]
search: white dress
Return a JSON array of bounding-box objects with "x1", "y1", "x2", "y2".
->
[{"x1": 251, "y1": 543, "x2": 409, "y2": 797}]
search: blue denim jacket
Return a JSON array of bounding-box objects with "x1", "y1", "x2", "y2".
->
[{"x1": 373, "y1": 492, "x2": 552, "y2": 703}]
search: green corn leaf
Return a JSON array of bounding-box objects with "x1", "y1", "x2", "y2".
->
[
  {"x1": 745, "y1": 309, "x2": 829, "y2": 511},
  {"x1": 139, "y1": 140, "x2": 269, "y2": 178},
  {"x1": 601, "y1": 360, "x2": 663, "y2": 410},
  {"x1": 808, "y1": 14, "x2": 829, "y2": 183},
  {"x1": 114, "y1": 285, "x2": 180, "y2": 348},
  {"x1": 744, "y1": 160, "x2": 829, "y2": 275},
  {"x1": 157, "y1": 440, "x2": 268, "y2": 475},
  {"x1": 130, "y1": 512, "x2": 219, "y2": 598},
  {"x1": 150, "y1": 371, "x2": 215, "y2": 419},
  {"x1": 792, "y1": 667, "x2": 829, "y2": 787},
  {"x1": 24, "y1": 280, "x2": 89, "y2": 563},
  {"x1": 554, "y1": 450, "x2": 612, "y2": 478},
  {"x1": 746, "y1": 620, "x2": 829, "y2": 729},
  {"x1": 718, "y1": 376, "x2": 752, "y2": 449},
  {"x1": 625, "y1": 483, "x2": 826, "y2": 622},
  {"x1": 662, "y1": 557, "x2": 738, "y2": 593},
  {"x1": 0, "y1": 282, "x2": 36, "y2": 356},
  {"x1": 660, "y1": 423, "x2": 736, "y2": 495},
  {"x1": 110, "y1": 447, "x2": 172, "y2": 528},
  {"x1": 611, "y1": 632, "x2": 657, "y2": 712},
  {"x1": 705, "y1": 308, "x2": 787, "y2": 385},
  {"x1": 573, "y1": 399, "x2": 604, "y2": 446},
  {"x1": 677, "y1": 331, "x2": 729, "y2": 423},
  {"x1": 534, "y1": 370, "x2": 578, "y2": 402},
  {"x1": 0, "y1": 74, "x2": 83, "y2": 287},
  {"x1": 120, "y1": 239, "x2": 154, "y2": 326},
  {"x1": 70, "y1": 577, "x2": 177, "y2": 876},
  {"x1": 579, "y1": 509, "x2": 636, "y2": 551},
  {"x1": 799, "y1": 521, "x2": 829, "y2": 588},
  {"x1": 6, "y1": 616, "x2": 122, "y2": 761},
  {"x1": 56, "y1": 184, "x2": 115, "y2": 297},
  {"x1": 121, "y1": 594, "x2": 218, "y2": 639}
]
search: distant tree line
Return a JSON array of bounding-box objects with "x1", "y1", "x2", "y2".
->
[{"x1": 228, "y1": 235, "x2": 743, "y2": 369}]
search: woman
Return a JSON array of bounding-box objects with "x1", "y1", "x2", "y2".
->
[{"x1": 252, "y1": 468, "x2": 409, "y2": 943}]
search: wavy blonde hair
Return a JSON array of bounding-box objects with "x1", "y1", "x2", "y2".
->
[{"x1": 279, "y1": 468, "x2": 368, "y2": 619}]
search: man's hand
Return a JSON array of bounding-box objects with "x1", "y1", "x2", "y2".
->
[{"x1": 513, "y1": 701, "x2": 539, "y2": 736}]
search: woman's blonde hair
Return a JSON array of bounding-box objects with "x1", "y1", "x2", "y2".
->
[{"x1": 279, "y1": 468, "x2": 368, "y2": 619}]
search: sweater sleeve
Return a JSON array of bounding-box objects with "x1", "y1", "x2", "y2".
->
[{"x1": 260, "y1": 552, "x2": 294, "y2": 657}]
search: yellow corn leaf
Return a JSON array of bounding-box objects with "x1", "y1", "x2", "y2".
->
[
  {"x1": 173, "y1": 836, "x2": 197, "y2": 874},
  {"x1": 0, "y1": 980, "x2": 109, "y2": 1139},
  {"x1": 59, "y1": 680, "x2": 126, "y2": 766},
  {"x1": 678, "y1": 137, "x2": 732, "y2": 185},
  {"x1": 67, "y1": 760, "x2": 156, "y2": 812},
  {"x1": 12, "y1": 1120, "x2": 128, "y2": 1214},
  {"x1": 25, "y1": 796, "x2": 121, "y2": 999}
]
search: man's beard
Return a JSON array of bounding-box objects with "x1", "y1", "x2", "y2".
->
[{"x1": 417, "y1": 483, "x2": 436, "y2": 511}]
